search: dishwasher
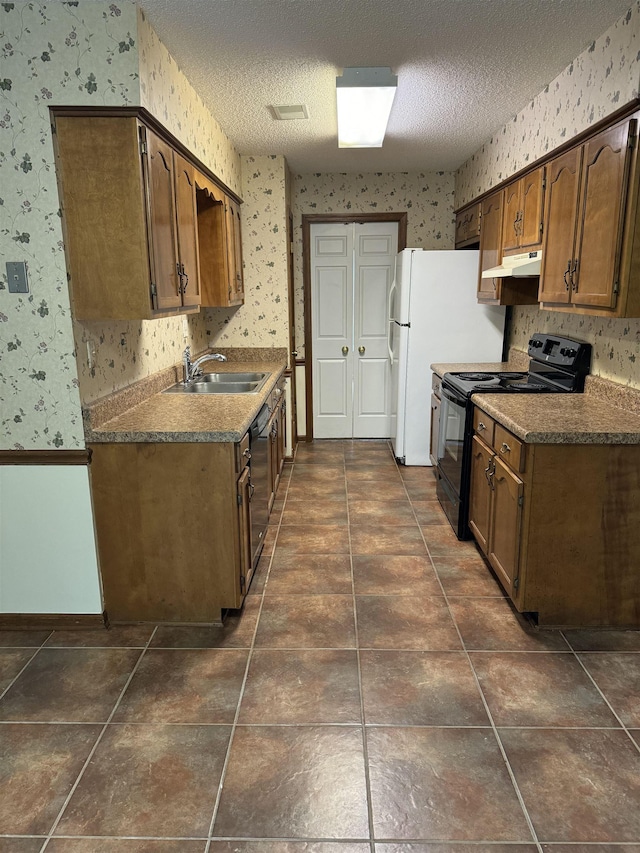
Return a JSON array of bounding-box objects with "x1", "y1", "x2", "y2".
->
[{"x1": 248, "y1": 403, "x2": 270, "y2": 568}]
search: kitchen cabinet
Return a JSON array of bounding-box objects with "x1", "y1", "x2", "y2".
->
[
  {"x1": 53, "y1": 113, "x2": 203, "y2": 319},
  {"x1": 195, "y1": 173, "x2": 244, "y2": 307},
  {"x1": 455, "y1": 202, "x2": 481, "y2": 248},
  {"x1": 469, "y1": 413, "x2": 524, "y2": 597},
  {"x1": 501, "y1": 167, "x2": 545, "y2": 255},
  {"x1": 429, "y1": 373, "x2": 442, "y2": 468},
  {"x1": 468, "y1": 405, "x2": 640, "y2": 627},
  {"x1": 89, "y1": 434, "x2": 255, "y2": 623},
  {"x1": 540, "y1": 116, "x2": 640, "y2": 315},
  {"x1": 477, "y1": 189, "x2": 539, "y2": 307}
]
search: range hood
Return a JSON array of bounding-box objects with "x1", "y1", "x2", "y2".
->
[{"x1": 481, "y1": 250, "x2": 542, "y2": 279}]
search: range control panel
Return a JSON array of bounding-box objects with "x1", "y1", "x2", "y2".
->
[{"x1": 527, "y1": 333, "x2": 592, "y2": 372}]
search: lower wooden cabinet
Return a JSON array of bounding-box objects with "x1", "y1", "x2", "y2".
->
[
  {"x1": 469, "y1": 407, "x2": 640, "y2": 627},
  {"x1": 89, "y1": 437, "x2": 257, "y2": 623}
]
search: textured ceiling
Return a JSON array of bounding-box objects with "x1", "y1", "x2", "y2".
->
[{"x1": 137, "y1": 0, "x2": 633, "y2": 174}]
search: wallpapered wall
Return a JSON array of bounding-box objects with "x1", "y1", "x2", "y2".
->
[
  {"x1": 0, "y1": 1, "x2": 141, "y2": 449},
  {"x1": 291, "y1": 171, "x2": 455, "y2": 358},
  {"x1": 456, "y1": 2, "x2": 640, "y2": 387}
]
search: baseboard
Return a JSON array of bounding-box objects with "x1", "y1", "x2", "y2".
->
[{"x1": 0, "y1": 612, "x2": 107, "y2": 630}]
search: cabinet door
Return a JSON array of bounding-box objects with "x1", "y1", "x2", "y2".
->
[
  {"x1": 520, "y1": 167, "x2": 545, "y2": 251},
  {"x1": 173, "y1": 153, "x2": 201, "y2": 310},
  {"x1": 478, "y1": 191, "x2": 503, "y2": 302},
  {"x1": 502, "y1": 182, "x2": 521, "y2": 254},
  {"x1": 539, "y1": 146, "x2": 582, "y2": 304},
  {"x1": 144, "y1": 130, "x2": 181, "y2": 312},
  {"x1": 276, "y1": 396, "x2": 286, "y2": 477},
  {"x1": 226, "y1": 198, "x2": 244, "y2": 305},
  {"x1": 429, "y1": 393, "x2": 440, "y2": 467},
  {"x1": 572, "y1": 120, "x2": 636, "y2": 309},
  {"x1": 488, "y1": 456, "x2": 523, "y2": 597},
  {"x1": 236, "y1": 465, "x2": 252, "y2": 601},
  {"x1": 468, "y1": 435, "x2": 493, "y2": 555}
]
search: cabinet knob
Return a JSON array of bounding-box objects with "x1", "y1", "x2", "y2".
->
[
  {"x1": 501, "y1": 442, "x2": 511, "y2": 453},
  {"x1": 477, "y1": 422, "x2": 486, "y2": 431},
  {"x1": 358, "y1": 345, "x2": 365, "y2": 355},
  {"x1": 342, "y1": 345, "x2": 349, "y2": 356}
]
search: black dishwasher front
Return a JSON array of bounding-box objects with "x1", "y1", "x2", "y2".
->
[{"x1": 248, "y1": 403, "x2": 270, "y2": 568}]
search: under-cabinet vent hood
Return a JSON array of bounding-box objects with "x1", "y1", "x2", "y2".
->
[{"x1": 481, "y1": 250, "x2": 542, "y2": 278}]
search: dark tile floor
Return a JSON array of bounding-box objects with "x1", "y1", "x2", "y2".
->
[{"x1": 2, "y1": 439, "x2": 640, "y2": 852}]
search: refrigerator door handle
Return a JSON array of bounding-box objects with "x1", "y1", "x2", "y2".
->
[{"x1": 387, "y1": 319, "x2": 395, "y2": 364}]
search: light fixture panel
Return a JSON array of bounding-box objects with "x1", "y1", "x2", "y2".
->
[{"x1": 336, "y1": 67, "x2": 397, "y2": 148}]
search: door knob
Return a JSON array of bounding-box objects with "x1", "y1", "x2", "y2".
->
[
  {"x1": 342, "y1": 345, "x2": 349, "y2": 355},
  {"x1": 358, "y1": 346, "x2": 365, "y2": 355}
]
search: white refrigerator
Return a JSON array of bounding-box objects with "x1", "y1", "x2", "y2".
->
[{"x1": 389, "y1": 249, "x2": 506, "y2": 465}]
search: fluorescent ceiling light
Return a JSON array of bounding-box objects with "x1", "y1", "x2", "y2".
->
[{"x1": 336, "y1": 66, "x2": 397, "y2": 148}]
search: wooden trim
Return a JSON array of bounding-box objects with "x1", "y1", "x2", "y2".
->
[
  {"x1": 0, "y1": 613, "x2": 107, "y2": 630},
  {"x1": 302, "y1": 212, "x2": 408, "y2": 443},
  {"x1": 0, "y1": 450, "x2": 91, "y2": 465},
  {"x1": 50, "y1": 105, "x2": 243, "y2": 205},
  {"x1": 455, "y1": 97, "x2": 640, "y2": 215}
]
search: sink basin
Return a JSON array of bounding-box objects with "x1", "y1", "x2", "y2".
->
[
  {"x1": 195, "y1": 372, "x2": 267, "y2": 384},
  {"x1": 163, "y1": 371, "x2": 271, "y2": 395}
]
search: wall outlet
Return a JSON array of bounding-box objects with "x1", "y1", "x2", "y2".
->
[
  {"x1": 86, "y1": 339, "x2": 97, "y2": 370},
  {"x1": 182, "y1": 315, "x2": 189, "y2": 340}
]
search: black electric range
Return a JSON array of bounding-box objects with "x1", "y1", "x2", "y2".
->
[{"x1": 435, "y1": 333, "x2": 592, "y2": 539}]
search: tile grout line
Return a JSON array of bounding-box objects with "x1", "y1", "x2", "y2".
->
[
  {"x1": 0, "y1": 629, "x2": 54, "y2": 701},
  {"x1": 409, "y1": 469, "x2": 544, "y2": 853},
  {"x1": 204, "y1": 446, "x2": 294, "y2": 850},
  {"x1": 38, "y1": 625, "x2": 159, "y2": 853},
  {"x1": 562, "y1": 638, "x2": 640, "y2": 756},
  {"x1": 345, "y1": 446, "x2": 377, "y2": 853}
]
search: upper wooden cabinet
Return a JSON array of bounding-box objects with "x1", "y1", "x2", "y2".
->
[
  {"x1": 501, "y1": 167, "x2": 545, "y2": 255},
  {"x1": 51, "y1": 107, "x2": 242, "y2": 320},
  {"x1": 195, "y1": 173, "x2": 244, "y2": 308},
  {"x1": 195, "y1": 172, "x2": 244, "y2": 308},
  {"x1": 455, "y1": 202, "x2": 481, "y2": 248},
  {"x1": 477, "y1": 191, "x2": 503, "y2": 303},
  {"x1": 54, "y1": 115, "x2": 201, "y2": 319},
  {"x1": 540, "y1": 116, "x2": 640, "y2": 316},
  {"x1": 477, "y1": 190, "x2": 539, "y2": 306}
]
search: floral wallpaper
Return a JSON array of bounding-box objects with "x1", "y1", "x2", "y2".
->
[
  {"x1": 0, "y1": 0, "x2": 140, "y2": 448},
  {"x1": 291, "y1": 170, "x2": 455, "y2": 357},
  {"x1": 455, "y1": 2, "x2": 640, "y2": 388},
  {"x1": 456, "y1": 2, "x2": 640, "y2": 206},
  {"x1": 203, "y1": 155, "x2": 291, "y2": 350},
  {"x1": 136, "y1": 8, "x2": 241, "y2": 198}
]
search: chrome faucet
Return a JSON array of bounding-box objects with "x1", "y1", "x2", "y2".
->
[{"x1": 182, "y1": 346, "x2": 227, "y2": 383}]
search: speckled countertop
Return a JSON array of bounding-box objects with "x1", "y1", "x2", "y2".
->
[
  {"x1": 431, "y1": 350, "x2": 640, "y2": 445},
  {"x1": 472, "y1": 394, "x2": 640, "y2": 445},
  {"x1": 85, "y1": 359, "x2": 287, "y2": 444}
]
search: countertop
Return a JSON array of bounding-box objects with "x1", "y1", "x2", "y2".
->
[
  {"x1": 431, "y1": 361, "x2": 512, "y2": 379},
  {"x1": 472, "y1": 393, "x2": 640, "y2": 445},
  {"x1": 85, "y1": 360, "x2": 287, "y2": 443}
]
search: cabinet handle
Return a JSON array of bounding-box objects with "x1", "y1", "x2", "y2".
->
[
  {"x1": 243, "y1": 448, "x2": 251, "y2": 460},
  {"x1": 477, "y1": 421, "x2": 486, "y2": 431},
  {"x1": 484, "y1": 459, "x2": 495, "y2": 489},
  {"x1": 563, "y1": 259, "x2": 572, "y2": 291},
  {"x1": 570, "y1": 259, "x2": 579, "y2": 292},
  {"x1": 249, "y1": 481, "x2": 255, "y2": 498},
  {"x1": 181, "y1": 264, "x2": 189, "y2": 293},
  {"x1": 501, "y1": 442, "x2": 511, "y2": 453}
]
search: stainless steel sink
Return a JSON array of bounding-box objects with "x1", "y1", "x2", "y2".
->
[
  {"x1": 195, "y1": 372, "x2": 267, "y2": 384},
  {"x1": 163, "y1": 371, "x2": 270, "y2": 395}
]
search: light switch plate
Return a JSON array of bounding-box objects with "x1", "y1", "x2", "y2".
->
[{"x1": 6, "y1": 261, "x2": 29, "y2": 293}]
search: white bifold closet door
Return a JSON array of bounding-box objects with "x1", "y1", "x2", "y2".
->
[{"x1": 311, "y1": 221, "x2": 398, "y2": 438}]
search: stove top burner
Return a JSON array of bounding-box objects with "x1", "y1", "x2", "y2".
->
[{"x1": 457, "y1": 371, "x2": 524, "y2": 382}]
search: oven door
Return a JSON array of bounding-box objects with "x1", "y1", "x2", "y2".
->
[{"x1": 436, "y1": 386, "x2": 471, "y2": 536}]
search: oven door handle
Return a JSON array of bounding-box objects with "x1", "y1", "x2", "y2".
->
[{"x1": 441, "y1": 387, "x2": 465, "y2": 406}]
